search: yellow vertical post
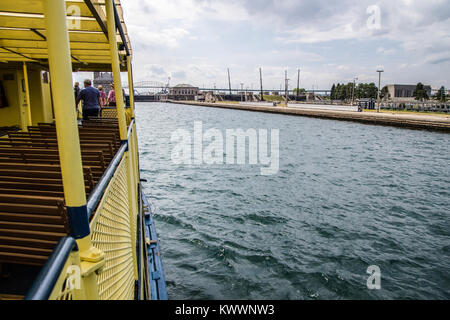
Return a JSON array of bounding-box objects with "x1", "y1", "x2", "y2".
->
[
  {"x1": 105, "y1": 0, "x2": 127, "y2": 141},
  {"x1": 44, "y1": 0, "x2": 103, "y2": 300},
  {"x1": 22, "y1": 62, "x2": 32, "y2": 130},
  {"x1": 126, "y1": 57, "x2": 139, "y2": 190},
  {"x1": 126, "y1": 57, "x2": 135, "y2": 117},
  {"x1": 106, "y1": 0, "x2": 138, "y2": 281}
]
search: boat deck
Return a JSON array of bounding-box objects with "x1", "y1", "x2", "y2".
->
[{"x1": 0, "y1": 118, "x2": 121, "y2": 297}]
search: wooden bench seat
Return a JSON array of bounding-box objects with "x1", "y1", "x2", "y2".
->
[
  {"x1": 0, "y1": 195, "x2": 68, "y2": 266},
  {"x1": 0, "y1": 121, "x2": 121, "y2": 267},
  {"x1": 0, "y1": 147, "x2": 108, "y2": 169},
  {"x1": 8, "y1": 132, "x2": 120, "y2": 150},
  {"x1": 0, "y1": 139, "x2": 115, "y2": 160}
]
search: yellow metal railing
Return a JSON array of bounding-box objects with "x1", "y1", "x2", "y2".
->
[
  {"x1": 90, "y1": 152, "x2": 136, "y2": 300},
  {"x1": 102, "y1": 107, "x2": 134, "y2": 124},
  {"x1": 101, "y1": 108, "x2": 118, "y2": 119},
  {"x1": 27, "y1": 122, "x2": 143, "y2": 300}
]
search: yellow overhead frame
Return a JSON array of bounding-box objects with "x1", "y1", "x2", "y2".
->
[{"x1": 0, "y1": 0, "x2": 132, "y2": 71}]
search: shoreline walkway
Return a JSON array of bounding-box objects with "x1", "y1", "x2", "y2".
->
[{"x1": 167, "y1": 100, "x2": 450, "y2": 132}]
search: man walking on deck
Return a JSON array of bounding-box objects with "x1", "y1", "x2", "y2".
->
[{"x1": 76, "y1": 79, "x2": 101, "y2": 120}]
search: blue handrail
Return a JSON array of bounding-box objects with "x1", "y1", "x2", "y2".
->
[
  {"x1": 86, "y1": 119, "x2": 135, "y2": 217},
  {"x1": 25, "y1": 237, "x2": 78, "y2": 300}
]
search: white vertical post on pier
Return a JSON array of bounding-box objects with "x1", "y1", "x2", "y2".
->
[
  {"x1": 285, "y1": 70, "x2": 289, "y2": 108},
  {"x1": 352, "y1": 77, "x2": 358, "y2": 106},
  {"x1": 377, "y1": 70, "x2": 384, "y2": 113}
]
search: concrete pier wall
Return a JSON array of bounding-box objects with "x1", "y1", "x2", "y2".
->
[{"x1": 166, "y1": 100, "x2": 450, "y2": 132}]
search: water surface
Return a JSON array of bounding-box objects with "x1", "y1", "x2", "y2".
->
[{"x1": 136, "y1": 102, "x2": 450, "y2": 300}]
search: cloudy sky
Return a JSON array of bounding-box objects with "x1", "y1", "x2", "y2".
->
[{"x1": 120, "y1": 0, "x2": 450, "y2": 91}]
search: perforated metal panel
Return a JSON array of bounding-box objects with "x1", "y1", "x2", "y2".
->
[
  {"x1": 101, "y1": 108, "x2": 118, "y2": 119},
  {"x1": 90, "y1": 154, "x2": 135, "y2": 300}
]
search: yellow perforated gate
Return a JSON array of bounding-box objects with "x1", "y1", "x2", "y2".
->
[
  {"x1": 101, "y1": 108, "x2": 118, "y2": 119},
  {"x1": 90, "y1": 154, "x2": 136, "y2": 300}
]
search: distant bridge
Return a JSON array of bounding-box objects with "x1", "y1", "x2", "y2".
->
[{"x1": 125, "y1": 81, "x2": 330, "y2": 95}]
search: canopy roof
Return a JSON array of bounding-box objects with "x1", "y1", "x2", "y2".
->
[{"x1": 0, "y1": 0, "x2": 131, "y2": 71}]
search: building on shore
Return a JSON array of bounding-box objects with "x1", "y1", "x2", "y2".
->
[
  {"x1": 386, "y1": 84, "x2": 432, "y2": 101},
  {"x1": 93, "y1": 72, "x2": 113, "y2": 94},
  {"x1": 169, "y1": 84, "x2": 199, "y2": 101}
]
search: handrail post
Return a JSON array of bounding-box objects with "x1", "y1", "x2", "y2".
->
[
  {"x1": 106, "y1": 0, "x2": 139, "y2": 281},
  {"x1": 44, "y1": 0, "x2": 104, "y2": 300},
  {"x1": 22, "y1": 62, "x2": 32, "y2": 131},
  {"x1": 105, "y1": 0, "x2": 127, "y2": 141},
  {"x1": 126, "y1": 56, "x2": 135, "y2": 117}
]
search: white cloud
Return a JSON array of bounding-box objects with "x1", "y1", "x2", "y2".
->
[{"x1": 121, "y1": 0, "x2": 450, "y2": 90}]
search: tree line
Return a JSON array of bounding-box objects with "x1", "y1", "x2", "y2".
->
[
  {"x1": 329, "y1": 82, "x2": 447, "y2": 102},
  {"x1": 330, "y1": 83, "x2": 378, "y2": 101}
]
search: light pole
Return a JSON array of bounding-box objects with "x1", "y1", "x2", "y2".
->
[
  {"x1": 227, "y1": 68, "x2": 232, "y2": 95},
  {"x1": 351, "y1": 77, "x2": 358, "y2": 106},
  {"x1": 285, "y1": 70, "x2": 289, "y2": 108},
  {"x1": 377, "y1": 70, "x2": 384, "y2": 112}
]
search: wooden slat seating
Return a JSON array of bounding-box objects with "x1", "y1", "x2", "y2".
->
[
  {"x1": 0, "y1": 163, "x2": 95, "y2": 198},
  {"x1": 0, "y1": 139, "x2": 116, "y2": 161},
  {"x1": 0, "y1": 194, "x2": 68, "y2": 266},
  {"x1": 29, "y1": 125, "x2": 121, "y2": 154},
  {"x1": 0, "y1": 120, "x2": 121, "y2": 267},
  {"x1": 0, "y1": 148, "x2": 107, "y2": 178},
  {"x1": 8, "y1": 132, "x2": 120, "y2": 151}
]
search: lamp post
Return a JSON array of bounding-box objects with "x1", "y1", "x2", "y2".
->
[
  {"x1": 285, "y1": 70, "x2": 289, "y2": 108},
  {"x1": 377, "y1": 70, "x2": 384, "y2": 113},
  {"x1": 351, "y1": 77, "x2": 358, "y2": 106}
]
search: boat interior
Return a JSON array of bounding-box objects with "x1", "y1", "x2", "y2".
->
[{"x1": 0, "y1": 0, "x2": 166, "y2": 300}]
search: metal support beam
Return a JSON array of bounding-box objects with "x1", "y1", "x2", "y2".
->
[
  {"x1": 83, "y1": 0, "x2": 109, "y2": 40},
  {"x1": 106, "y1": 0, "x2": 138, "y2": 281},
  {"x1": 113, "y1": 3, "x2": 130, "y2": 56},
  {"x1": 105, "y1": 0, "x2": 128, "y2": 141},
  {"x1": 126, "y1": 56, "x2": 135, "y2": 117},
  {"x1": 22, "y1": 62, "x2": 32, "y2": 130},
  {"x1": 44, "y1": 0, "x2": 103, "y2": 299}
]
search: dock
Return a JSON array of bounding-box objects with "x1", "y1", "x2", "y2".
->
[{"x1": 167, "y1": 100, "x2": 450, "y2": 132}]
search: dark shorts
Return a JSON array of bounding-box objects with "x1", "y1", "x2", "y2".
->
[{"x1": 83, "y1": 108, "x2": 100, "y2": 120}]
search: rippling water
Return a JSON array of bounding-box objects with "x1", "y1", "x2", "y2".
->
[{"x1": 136, "y1": 102, "x2": 450, "y2": 300}]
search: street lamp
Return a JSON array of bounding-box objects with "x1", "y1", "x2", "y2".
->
[
  {"x1": 377, "y1": 70, "x2": 384, "y2": 113},
  {"x1": 351, "y1": 77, "x2": 358, "y2": 106}
]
